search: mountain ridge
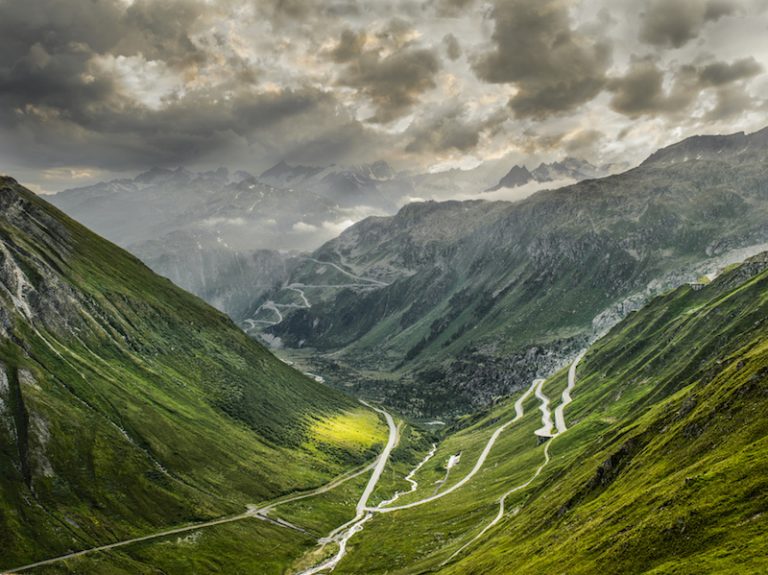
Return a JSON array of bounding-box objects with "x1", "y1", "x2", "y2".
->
[{"x1": 259, "y1": 125, "x2": 768, "y2": 415}]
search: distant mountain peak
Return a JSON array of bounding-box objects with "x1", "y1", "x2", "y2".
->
[
  {"x1": 259, "y1": 161, "x2": 325, "y2": 184},
  {"x1": 488, "y1": 165, "x2": 534, "y2": 191},
  {"x1": 487, "y1": 158, "x2": 601, "y2": 192}
]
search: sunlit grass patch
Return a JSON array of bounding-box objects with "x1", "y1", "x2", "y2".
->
[{"x1": 307, "y1": 408, "x2": 386, "y2": 456}]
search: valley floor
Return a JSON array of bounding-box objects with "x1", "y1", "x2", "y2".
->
[{"x1": 5, "y1": 360, "x2": 579, "y2": 575}]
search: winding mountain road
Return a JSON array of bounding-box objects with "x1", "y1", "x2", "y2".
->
[
  {"x1": 446, "y1": 354, "x2": 586, "y2": 563},
  {"x1": 369, "y1": 377, "x2": 542, "y2": 514},
  {"x1": 297, "y1": 402, "x2": 399, "y2": 575},
  {"x1": 306, "y1": 354, "x2": 587, "y2": 572},
  {"x1": 2, "y1": 405, "x2": 392, "y2": 575},
  {"x1": 554, "y1": 353, "x2": 585, "y2": 433},
  {"x1": 245, "y1": 259, "x2": 386, "y2": 330},
  {"x1": 534, "y1": 378, "x2": 555, "y2": 438},
  {"x1": 377, "y1": 443, "x2": 438, "y2": 508},
  {"x1": 302, "y1": 257, "x2": 389, "y2": 287}
]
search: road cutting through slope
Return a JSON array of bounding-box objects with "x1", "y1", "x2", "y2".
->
[
  {"x1": 2, "y1": 403, "x2": 393, "y2": 575},
  {"x1": 446, "y1": 354, "x2": 585, "y2": 563},
  {"x1": 369, "y1": 378, "x2": 542, "y2": 514},
  {"x1": 554, "y1": 353, "x2": 585, "y2": 433},
  {"x1": 296, "y1": 403, "x2": 399, "y2": 575}
]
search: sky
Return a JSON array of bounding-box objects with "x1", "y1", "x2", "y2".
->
[{"x1": 1, "y1": 0, "x2": 767, "y2": 193}]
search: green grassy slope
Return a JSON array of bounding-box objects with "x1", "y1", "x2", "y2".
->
[
  {"x1": 0, "y1": 177, "x2": 387, "y2": 570},
  {"x1": 304, "y1": 253, "x2": 768, "y2": 574},
  {"x1": 442, "y1": 254, "x2": 768, "y2": 573}
]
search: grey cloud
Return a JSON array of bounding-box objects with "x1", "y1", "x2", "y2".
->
[
  {"x1": 260, "y1": 1, "x2": 423, "y2": 27},
  {"x1": 261, "y1": 0, "x2": 313, "y2": 21},
  {"x1": 472, "y1": 0, "x2": 612, "y2": 118},
  {"x1": 608, "y1": 59, "x2": 668, "y2": 117},
  {"x1": 0, "y1": 0, "x2": 350, "y2": 171},
  {"x1": 431, "y1": 0, "x2": 476, "y2": 17},
  {"x1": 0, "y1": 0, "x2": 217, "y2": 122},
  {"x1": 1, "y1": 82, "x2": 356, "y2": 169},
  {"x1": 376, "y1": 18, "x2": 416, "y2": 45},
  {"x1": 330, "y1": 29, "x2": 367, "y2": 63},
  {"x1": 705, "y1": 85, "x2": 758, "y2": 121},
  {"x1": 442, "y1": 33, "x2": 462, "y2": 61},
  {"x1": 609, "y1": 55, "x2": 763, "y2": 118},
  {"x1": 404, "y1": 106, "x2": 506, "y2": 154},
  {"x1": 608, "y1": 60, "x2": 701, "y2": 118},
  {"x1": 116, "y1": 0, "x2": 210, "y2": 70},
  {"x1": 330, "y1": 27, "x2": 442, "y2": 123},
  {"x1": 563, "y1": 129, "x2": 605, "y2": 156},
  {"x1": 699, "y1": 57, "x2": 763, "y2": 86},
  {"x1": 1, "y1": 0, "x2": 766, "y2": 181},
  {"x1": 639, "y1": 0, "x2": 738, "y2": 48}
]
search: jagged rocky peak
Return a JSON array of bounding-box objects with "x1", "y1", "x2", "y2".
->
[
  {"x1": 531, "y1": 157, "x2": 599, "y2": 181},
  {"x1": 488, "y1": 157, "x2": 601, "y2": 191},
  {"x1": 493, "y1": 165, "x2": 534, "y2": 189}
]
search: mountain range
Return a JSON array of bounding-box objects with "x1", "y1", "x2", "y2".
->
[
  {"x1": 47, "y1": 156, "x2": 611, "y2": 323},
  {"x1": 486, "y1": 157, "x2": 624, "y2": 191},
  {"x1": 294, "y1": 250, "x2": 768, "y2": 575},
  {"x1": 2, "y1": 127, "x2": 768, "y2": 574},
  {"x1": 258, "y1": 127, "x2": 768, "y2": 415}
]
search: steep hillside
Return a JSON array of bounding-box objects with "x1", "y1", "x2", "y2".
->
[
  {"x1": 133, "y1": 233, "x2": 290, "y2": 319},
  {"x1": 0, "y1": 177, "x2": 386, "y2": 570},
  {"x1": 437, "y1": 252, "x2": 768, "y2": 575},
  {"x1": 47, "y1": 167, "x2": 353, "y2": 320},
  {"x1": 264, "y1": 127, "x2": 768, "y2": 415},
  {"x1": 285, "y1": 252, "x2": 768, "y2": 574}
]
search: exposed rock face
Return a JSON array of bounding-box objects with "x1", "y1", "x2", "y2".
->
[
  {"x1": 489, "y1": 165, "x2": 535, "y2": 190},
  {"x1": 0, "y1": 184, "x2": 85, "y2": 335}
]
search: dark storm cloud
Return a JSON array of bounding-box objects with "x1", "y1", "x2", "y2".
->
[
  {"x1": 472, "y1": 0, "x2": 612, "y2": 118},
  {"x1": 0, "y1": 0, "x2": 211, "y2": 124},
  {"x1": 0, "y1": 0, "x2": 367, "y2": 171},
  {"x1": 442, "y1": 33, "x2": 462, "y2": 61},
  {"x1": 608, "y1": 55, "x2": 763, "y2": 119},
  {"x1": 699, "y1": 57, "x2": 763, "y2": 86},
  {"x1": 607, "y1": 59, "x2": 699, "y2": 117},
  {"x1": 639, "y1": 0, "x2": 738, "y2": 48},
  {"x1": 330, "y1": 25, "x2": 442, "y2": 123},
  {"x1": 0, "y1": 81, "x2": 352, "y2": 169}
]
